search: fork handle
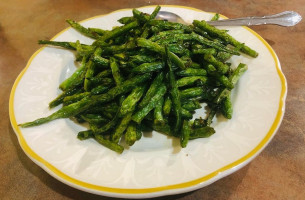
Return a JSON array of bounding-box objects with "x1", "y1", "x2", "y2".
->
[{"x1": 207, "y1": 11, "x2": 302, "y2": 27}]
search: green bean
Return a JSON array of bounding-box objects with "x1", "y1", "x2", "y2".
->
[
  {"x1": 181, "y1": 108, "x2": 192, "y2": 119},
  {"x1": 163, "y1": 95, "x2": 172, "y2": 116},
  {"x1": 59, "y1": 56, "x2": 87, "y2": 91},
  {"x1": 189, "y1": 126, "x2": 215, "y2": 139},
  {"x1": 94, "y1": 73, "x2": 151, "y2": 104},
  {"x1": 176, "y1": 68, "x2": 207, "y2": 77},
  {"x1": 111, "y1": 112, "x2": 133, "y2": 143},
  {"x1": 204, "y1": 64, "x2": 217, "y2": 75},
  {"x1": 138, "y1": 72, "x2": 164, "y2": 109},
  {"x1": 193, "y1": 20, "x2": 258, "y2": 57},
  {"x1": 49, "y1": 87, "x2": 82, "y2": 108},
  {"x1": 182, "y1": 100, "x2": 201, "y2": 111},
  {"x1": 44, "y1": 40, "x2": 92, "y2": 52},
  {"x1": 110, "y1": 57, "x2": 124, "y2": 85},
  {"x1": 140, "y1": 5, "x2": 161, "y2": 38},
  {"x1": 180, "y1": 87, "x2": 205, "y2": 100},
  {"x1": 176, "y1": 76, "x2": 207, "y2": 87},
  {"x1": 202, "y1": 87, "x2": 218, "y2": 102},
  {"x1": 94, "y1": 134, "x2": 124, "y2": 153},
  {"x1": 135, "y1": 126, "x2": 142, "y2": 140},
  {"x1": 218, "y1": 75, "x2": 234, "y2": 89},
  {"x1": 132, "y1": 8, "x2": 150, "y2": 23},
  {"x1": 137, "y1": 38, "x2": 186, "y2": 69},
  {"x1": 91, "y1": 48, "x2": 109, "y2": 67},
  {"x1": 119, "y1": 85, "x2": 146, "y2": 116},
  {"x1": 20, "y1": 96, "x2": 93, "y2": 127},
  {"x1": 152, "y1": 123, "x2": 172, "y2": 135},
  {"x1": 230, "y1": 63, "x2": 248, "y2": 85},
  {"x1": 166, "y1": 46, "x2": 182, "y2": 133},
  {"x1": 63, "y1": 92, "x2": 91, "y2": 106},
  {"x1": 38, "y1": 40, "x2": 76, "y2": 50},
  {"x1": 89, "y1": 77, "x2": 114, "y2": 87},
  {"x1": 132, "y1": 84, "x2": 167, "y2": 124},
  {"x1": 221, "y1": 96, "x2": 233, "y2": 119},
  {"x1": 84, "y1": 60, "x2": 95, "y2": 91},
  {"x1": 191, "y1": 32, "x2": 240, "y2": 55},
  {"x1": 85, "y1": 102, "x2": 119, "y2": 119},
  {"x1": 118, "y1": 16, "x2": 135, "y2": 24},
  {"x1": 213, "y1": 63, "x2": 247, "y2": 104},
  {"x1": 216, "y1": 51, "x2": 232, "y2": 62},
  {"x1": 149, "y1": 20, "x2": 192, "y2": 32},
  {"x1": 91, "y1": 113, "x2": 120, "y2": 134},
  {"x1": 86, "y1": 101, "x2": 118, "y2": 112},
  {"x1": 113, "y1": 53, "x2": 128, "y2": 61},
  {"x1": 132, "y1": 62, "x2": 163, "y2": 73},
  {"x1": 211, "y1": 13, "x2": 220, "y2": 21},
  {"x1": 94, "y1": 21, "x2": 139, "y2": 44},
  {"x1": 167, "y1": 44, "x2": 190, "y2": 55},
  {"x1": 193, "y1": 117, "x2": 206, "y2": 128},
  {"x1": 66, "y1": 19, "x2": 98, "y2": 39},
  {"x1": 192, "y1": 48, "x2": 217, "y2": 55},
  {"x1": 77, "y1": 130, "x2": 94, "y2": 140},
  {"x1": 154, "y1": 97, "x2": 165, "y2": 125},
  {"x1": 149, "y1": 30, "x2": 185, "y2": 42},
  {"x1": 190, "y1": 62, "x2": 201, "y2": 69},
  {"x1": 156, "y1": 33, "x2": 192, "y2": 45},
  {"x1": 81, "y1": 114, "x2": 109, "y2": 124},
  {"x1": 125, "y1": 121, "x2": 141, "y2": 146},
  {"x1": 181, "y1": 56, "x2": 193, "y2": 67},
  {"x1": 75, "y1": 40, "x2": 94, "y2": 57},
  {"x1": 91, "y1": 85, "x2": 111, "y2": 95},
  {"x1": 102, "y1": 40, "x2": 137, "y2": 54},
  {"x1": 204, "y1": 54, "x2": 229, "y2": 74},
  {"x1": 149, "y1": 5, "x2": 161, "y2": 20},
  {"x1": 193, "y1": 27, "x2": 214, "y2": 41},
  {"x1": 88, "y1": 27, "x2": 107, "y2": 36},
  {"x1": 214, "y1": 88, "x2": 231, "y2": 104},
  {"x1": 129, "y1": 54, "x2": 158, "y2": 64}
]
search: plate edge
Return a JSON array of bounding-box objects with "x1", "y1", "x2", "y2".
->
[{"x1": 8, "y1": 4, "x2": 288, "y2": 199}]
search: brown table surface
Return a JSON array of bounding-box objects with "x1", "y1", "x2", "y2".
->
[{"x1": 1, "y1": 0, "x2": 305, "y2": 199}]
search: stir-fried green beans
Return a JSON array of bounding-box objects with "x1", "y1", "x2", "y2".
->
[{"x1": 20, "y1": 6, "x2": 256, "y2": 153}]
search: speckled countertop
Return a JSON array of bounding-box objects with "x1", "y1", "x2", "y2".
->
[{"x1": 1, "y1": 0, "x2": 305, "y2": 199}]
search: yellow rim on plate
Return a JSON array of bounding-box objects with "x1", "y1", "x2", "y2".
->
[{"x1": 9, "y1": 5, "x2": 287, "y2": 195}]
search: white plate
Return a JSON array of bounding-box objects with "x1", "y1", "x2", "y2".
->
[{"x1": 9, "y1": 5, "x2": 287, "y2": 199}]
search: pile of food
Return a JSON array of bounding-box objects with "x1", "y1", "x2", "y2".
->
[{"x1": 20, "y1": 6, "x2": 258, "y2": 153}]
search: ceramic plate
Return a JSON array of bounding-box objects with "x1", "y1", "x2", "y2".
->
[{"x1": 9, "y1": 5, "x2": 287, "y2": 199}]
